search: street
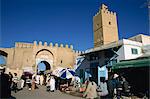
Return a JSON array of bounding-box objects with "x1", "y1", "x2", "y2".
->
[{"x1": 11, "y1": 86, "x2": 83, "y2": 99}]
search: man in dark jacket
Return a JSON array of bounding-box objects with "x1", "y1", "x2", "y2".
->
[{"x1": 0, "y1": 67, "x2": 11, "y2": 98}]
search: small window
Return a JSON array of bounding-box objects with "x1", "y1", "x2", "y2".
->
[
  {"x1": 131, "y1": 48, "x2": 138, "y2": 54},
  {"x1": 109, "y1": 21, "x2": 111, "y2": 25},
  {"x1": 96, "y1": 23, "x2": 99, "y2": 27}
]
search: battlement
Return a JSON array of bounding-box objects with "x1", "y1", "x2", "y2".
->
[
  {"x1": 101, "y1": 4, "x2": 116, "y2": 15},
  {"x1": 33, "y1": 41, "x2": 74, "y2": 49},
  {"x1": 94, "y1": 4, "x2": 116, "y2": 16},
  {"x1": 15, "y1": 42, "x2": 33, "y2": 48},
  {"x1": 74, "y1": 50, "x2": 85, "y2": 55}
]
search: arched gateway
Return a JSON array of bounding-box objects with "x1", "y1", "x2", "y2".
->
[
  {"x1": 35, "y1": 49, "x2": 54, "y2": 74},
  {"x1": 0, "y1": 50, "x2": 8, "y2": 66}
]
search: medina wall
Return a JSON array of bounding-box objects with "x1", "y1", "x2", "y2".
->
[{"x1": 0, "y1": 41, "x2": 83, "y2": 76}]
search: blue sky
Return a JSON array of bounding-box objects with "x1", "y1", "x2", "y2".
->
[
  {"x1": 38, "y1": 62, "x2": 46, "y2": 71},
  {"x1": 0, "y1": 55, "x2": 6, "y2": 64},
  {"x1": 1, "y1": 0, "x2": 149, "y2": 51}
]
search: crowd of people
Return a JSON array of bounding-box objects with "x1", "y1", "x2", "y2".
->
[
  {"x1": 0, "y1": 66, "x2": 132, "y2": 99},
  {"x1": 57, "y1": 73, "x2": 131, "y2": 99}
]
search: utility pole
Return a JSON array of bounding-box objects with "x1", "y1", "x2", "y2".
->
[{"x1": 148, "y1": 0, "x2": 150, "y2": 35}]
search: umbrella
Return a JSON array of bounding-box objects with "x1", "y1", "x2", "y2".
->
[
  {"x1": 60, "y1": 68, "x2": 75, "y2": 79},
  {"x1": 52, "y1": 67, "x2": 64, "y2": 77}
]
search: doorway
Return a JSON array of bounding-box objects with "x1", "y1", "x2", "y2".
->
[{"x1": 37, "y1": 61, "x2": 51, "y2": 75}]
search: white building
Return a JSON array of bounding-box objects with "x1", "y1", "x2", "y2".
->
[{"x1": 75, "y1": 34, "x2": 150, "y2": 85}]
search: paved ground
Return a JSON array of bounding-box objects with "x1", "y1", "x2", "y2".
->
[{"x1": 11, "y1": 86, "x2": 83, "y2": 99}]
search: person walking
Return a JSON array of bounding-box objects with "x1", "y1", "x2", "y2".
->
[
  {"x1": 40, "y1": 75, "x2": 44, "y2": 85},
  {"x1": 50, "y1": 76, "x2": 55, "y2": 92},
  {"x1": 46, "y1": 77, "x2": 51, "y2": 92},
  {"x1": 12, "y1": 73, "x2": 19, "y2": 93},
  {"x1": 31, "y1": 76, "x2": 36, "y2": 90},
  {"x1": 8, "y1": 72, "x2": 13, "y2": 87},
  {"x1": 97, "y1": 77, "x2": 109, "y2": 97},
  {"x1": 83, "y1": 77, "x2": 98, "y2": 99},
  {"x1": 36, "y1": 74, "x2": 40, "y2": 85},
  {"x1": 26, "y1": 76, "x2": 32, "y2": 90},
  {"x1": 107, "y1": 73, "x2": 119, "y2": 98},
  {"x1": 122, "y1": 77, "x2": 130, "y2": 96},
  {"x1": 20, "y1": 73, "x2": 26, "y2": 89}
]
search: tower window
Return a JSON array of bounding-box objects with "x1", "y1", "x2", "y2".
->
[
  {"x1": 96, "y1": 23, "x2": 99, "y2": 27},
  {"x1": 109, "y1": 22, "x2": 111, "y2": 25}
]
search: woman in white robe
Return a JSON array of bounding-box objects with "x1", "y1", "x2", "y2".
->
[
  {"x1": 40, "y1": 75, "x2": 44, "y2": 85},
  {"x1": 50, "y1": 76, "x2": 55, "y2": 92}
]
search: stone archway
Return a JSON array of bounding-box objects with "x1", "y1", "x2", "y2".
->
[
  {"x1": 35, "y1": 49, "x2": 54, "y2": 74},
  {"x1": 0, "y1": 50, "x2": 8, "y2": 66}
]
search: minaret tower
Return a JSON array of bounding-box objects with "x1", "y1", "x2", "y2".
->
[{"x1": 93, "y1": 4, "x2": 119, "y2": 47}]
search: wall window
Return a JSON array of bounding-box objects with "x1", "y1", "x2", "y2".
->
[
  {"x1": 109, "y1": 21, "x2": 111, "y2": 25},
  {"x1": 131, "y1": 48, "x2": 138, "y2": 54}
]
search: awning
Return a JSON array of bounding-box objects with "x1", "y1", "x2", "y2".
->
[{"x1": 112, "y1": 58, "x2": 150, "y2": 69}]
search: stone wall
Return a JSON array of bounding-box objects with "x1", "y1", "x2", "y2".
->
[{"x1": 0, "y1": 41, "x2": 85, "y2": 76}]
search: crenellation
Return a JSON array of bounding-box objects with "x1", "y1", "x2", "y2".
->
[
  {"x1": 70, "y1": 45, "x2": 73, "y2": 49},
  {"x1": 65, "y1": 44, "x2": 68, "y2": 48},
  {"x1": 44, "y1": 42, "x2": 47, "y2": 46},
  {"x1": 107, "y1": 11, "x2": 110, "y2": 14},
  {"x1": 113, "y1": 12, "x2": 116, "y2": 16},
  {"x1": 75, "y1": 50, "x2": 78, "y2": 53},
  {"x1": 32, "y1": 41, "x2": 75, "y2": 49},
  {"x1": 78, "y1": 51, "x2": 81, "y2": 54},
  {"x1": 74, "y1": 50, "x2": 82, "y2": 55},
  {"x1": 101, "y1": 4, "x2": 107, "y2": 10},
  {"x1": 39, "y1": 41, "x2": 42, "y2": 46},
  {"x1": 33, "y1": 41, "x2": 37, "y2": 46},
  {"x1": 110, "y1": 11, "x2": 113, "y2": 15},
  {"x1": 60, "y1": 44, "x2": 63, "y2": 47},
  {"x1": 81, "y1": 51, "x2": 85, "y2": 54},
  {"x1": 100, "y1": 4, "x2": 116, "y2": 16},
  {"x1": 95, "y1": 11, "x2": 100, "y2": 16},
  {"x1": 49, "y1": 43, "x2": 53, "y2": 47},
  {"x1": 55, "y1": 43, "x2": 58, "y2": 47}
]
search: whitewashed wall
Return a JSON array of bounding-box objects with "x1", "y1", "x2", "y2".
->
[
  {"x1": 116, "y1": 39, "x2": 143, "y2": 61},
  {"x1": 123, "y1": 45, "x2": 142, "y2": 60}
]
